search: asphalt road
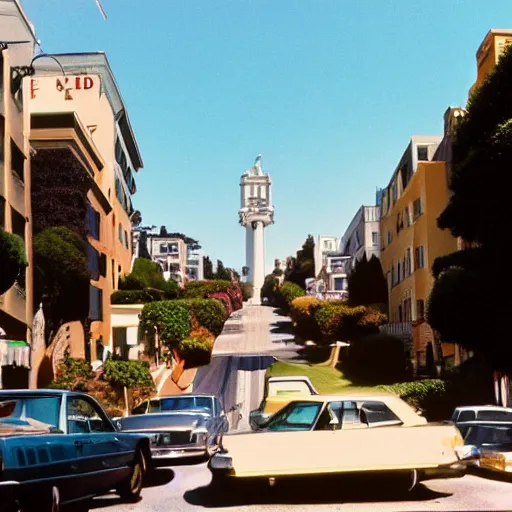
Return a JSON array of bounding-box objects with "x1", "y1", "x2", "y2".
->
[{"x1": 93, "y1": 464, "x2": 512, "y2": 511}]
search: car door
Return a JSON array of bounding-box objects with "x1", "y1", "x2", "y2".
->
[{"x1": 66, "y1": 395, "x2": 130, "y2": 494}]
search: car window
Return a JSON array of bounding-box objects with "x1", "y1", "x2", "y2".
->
[
  {"x1": 314, "y1": 402, "x2": 342, "y2": 430},
  {"x1": 161, "y1": 397, "x2": 194, "y2": 411},
  {"x1": 214, "y1": 398, "x2": 222, "y2": 416},
  {"x1": 477, "y1": 410, "x2": 512, "y2": 421},
  {"x1": 148, "y1": 400, "x2": 161, "y2": 413},
  {"x1": 361, "y1": 401, "x2": 401, "y2": 424},
  {"x1": 132, "y1": 401, "x2": 148, "y2": 415},
  {"x1": 67, "y1": 397, "x2": 112, "y2": 433},
  {"x1": 195, "y1": 397, "x2": 213, "y2": 414},
  {"x1": 342, "y1": 401, "x2": 361, "y2": 426},
  {"x1": 458, "y1": 410, "x2": 476, "y2": 422},
  {"x1": 0, "y1": 396, "x2": 61, "y2": 433},
  {"x1": 266, "y1": 402, "x2": 322, "y2": 431}
]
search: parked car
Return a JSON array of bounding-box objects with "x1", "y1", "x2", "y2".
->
[
  {"x1": 458, "y1": 423, "x2": 512, "y2": 474},
  {"x1": 249, "y1": 376, "x2": 319, "y2": 429},
  {"x1": 449, "y1": 405, "x2": 512, "y2": 437},
  {"x1": 0, "y1": 390, "x2": 152, "y2": 511},
  {"x1": 209, "y1": 393, "x2": 468, "y2": 492},
  {"x1": 116, "y1": 409, "x2": 227, "y2": 463}
]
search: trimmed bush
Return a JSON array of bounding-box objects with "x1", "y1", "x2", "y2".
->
[
  {"x1": 206, "y1": 292, "x2": 232, "y2": 319},
  {"x1": 140, "y1": 300, "x2": 192, "y2": 346},
  {"x1": 188, "y1": 298, "x2": 226, "y2": 337},
  {"x1": 289, "y1": 296, "x2": 322, "y2": 341},
  {"x1": 102, "y1": 359, "x2": 154, "y2": 389},
  {"x1": 343, "y1": 333, "x2": 408, "y2": 385},
  {"x1": 0, "y1": 229, "x2": 27, "y2": 295},
  {"x1": 280, "y1": 281, "x2": 305, "y2": 305},
  {"x1": 184, "y1": 280, "x2": 232, "y2": 298},
  {"x1": 261, "y1": 274, "x2": 280, "y2": 305},
  {"x1": 111, "y1": 289, "x2": 168, "y2": 304},
  {"x1": 241, "y1": 283, "x2": 253, "y2": 301},
  {"x1": 226, "y1": 281, "x2": 243, "y2": 311},
  {"x1": 177, "y1": 337, "x2": 212, "y2": 369}
]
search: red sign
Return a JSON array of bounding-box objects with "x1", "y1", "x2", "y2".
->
[{"x1": 30, "y1": 75, "x2": 95, "y2": 100}]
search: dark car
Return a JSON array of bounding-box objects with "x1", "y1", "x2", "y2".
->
[
  {"x1": 117, "y1": 394, "x2": 230, "y2": 463},
  {"x1": 449, "y1": 406, "x2": 512, "y2": 437},
  {"x1": 0, "y1": 389, "x2": 152, "y2": 511}
]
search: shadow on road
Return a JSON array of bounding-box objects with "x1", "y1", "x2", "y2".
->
[
  {"x1": 184, "y1": 475, "x2": 453, "y2": 507},
  {"x1": 468, "y1": 466, "x2": 512, "y2": 484}
]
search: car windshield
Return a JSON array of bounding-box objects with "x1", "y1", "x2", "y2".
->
[
  {"x1": 265, "y1": 402, "x2": 322, "y2": 431},
  {"x1": 476, "y1": 410, "x2": 512, "y2": 421},
  {"x1": 117, "y1": 413, "x2": 204, "y2": 431},
  {"x1": 465, "y1": 425, "x2": 512, "y2": 446},
  {"x1": 0, "y1": 396, "x2": 61, "y2": 434},
  {"x1": 160, "y1": 396, "x2": 212, "y2": 414}
]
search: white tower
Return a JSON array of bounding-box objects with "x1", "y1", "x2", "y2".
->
[{"x1": 239, "y1": 155, "x2": 274, "y2": 305}]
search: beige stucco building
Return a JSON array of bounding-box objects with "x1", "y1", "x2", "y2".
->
[{"x1": 25, "y1": 52, "x2": 143, "y2": 364}]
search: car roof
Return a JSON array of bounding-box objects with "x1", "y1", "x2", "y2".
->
[
  {"x1": 268, "y1": 376, "x2": 313, "y2": 382},
  {"x1": 152, "y1": 394, "x2": 216, "y2": 399},
  {"x1": 0, "y1": 389, "x2": 76, "y2": 396},
  {"x1": 455, "y1": 405, "x2": 512, "y2": 413},
  {"x1": 287, "y1": 393, "x2": 395, "y2": 402}
]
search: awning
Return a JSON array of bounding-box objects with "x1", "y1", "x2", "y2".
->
[{"x1": 0, "y1": 340, "x2": 30, "y2": 368}]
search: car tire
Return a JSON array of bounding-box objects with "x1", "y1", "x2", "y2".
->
[
  {"x1": 16, "y1": 486, "x2": 60, "y2": 512},
  {"x1": 117, "y1": 449, "x2": 144, "y2": 502},
  {"x1": 396, "y1": 470, "x2": 418, "y2": 493}
]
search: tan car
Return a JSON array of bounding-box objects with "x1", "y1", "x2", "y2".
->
[{"x1": 209, "y1": 393, "x2": 467, "y2": 492}]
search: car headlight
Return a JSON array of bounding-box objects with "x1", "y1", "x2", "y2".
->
[{"x1": 210, "y1": 453, "x2": 233, "y2": 469}]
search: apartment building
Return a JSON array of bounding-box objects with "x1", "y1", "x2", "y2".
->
[
  {"x1": 26, "y1": 52, "x2": 143, "y2": 360},
  {"x1": 314, "y1": 235, "x2": 339, "y2": 277},
  {"x1": 146, "y1": 231, "x2": 187, "y2": 285}
]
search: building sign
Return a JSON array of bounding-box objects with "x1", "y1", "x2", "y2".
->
[{"x1": 30, "y1": 75, "x2": 98, "y2": 101}]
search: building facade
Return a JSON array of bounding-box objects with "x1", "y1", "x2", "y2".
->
[
  {"x1": 340, "y1": 205, "x2": 381, "y2": 272},
  {"x1": 186, "y1": 246, "x2": 204, "y2": 282},
  {"x1": 379, "y1": 135, "x2": 459, "y2": 372},
  {"x1": 26, "y1": 52, "x2": 143, "y2": 360},
  {"x1": 0, "y1": 0, "x2": 37, "y2": 387},
  {"x1": 146, "y1": 232, "x2": 187, "y2": 285},
  {"x1": 314, "y1": 235, "x2": 339, "y2": 277}
]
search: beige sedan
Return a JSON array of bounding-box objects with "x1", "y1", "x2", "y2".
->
[{"x1": 209, "y1": 393, "x2": 467, "y2": 492}]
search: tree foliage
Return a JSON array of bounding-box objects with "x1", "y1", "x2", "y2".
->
[
  {"x1": 33, "y1": 227, "x2": 90, "y2": 342},
  {"x1": 31, "y1": 148, "x2": 90, "y2": 238},
  {"x1": 0, "y1": 230, "x2": 27, "y2": 295},
  {"x1": 347, "y1": 254, "x2": 388, "y2": 309},
  {"x1": 284, "y1": 235, "x2": 315, "y2": 288},
  {"x1": 203, "y1": 256, "x2": 214, "y2": 279},
  {"x1": 428, "y1": 45, "x2": 512, "y2": 370}
]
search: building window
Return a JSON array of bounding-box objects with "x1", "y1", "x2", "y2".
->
[
  {"x1": 89, "y1": 286, "x2": 103, "y2": 322},
  {"x1": 405, "y1": 248, "x2": 411, "y2": 277},
  {"x1": 372, "y1": 231, "x2": 378, "y2": 245},
  {"x1": 333, "y1": 277, "x2": 344, "y2": 291},
  {"x1": 124, "y1": 230, "x2": 128, "y2": 249},
  {"x1": 404, "y1": 206, "x2": 411, "y2": 227},
  {"x1": 86, "y1": 203, "x2": 101, "y2": 241},
  {"x1": 387, "y1": 231, "x2": 392, "y2": 244},
  {"x1": 99, "y1": 253, "x2": 107, "y2": 278},
  {"x1": 0, "y1": 115, "x2": 5, "y2": 162},
  {"x1": 416, "y1": 299, "x2": 425, "y2": 321},
  {"x1": 413, "y1": 198, "x2": 422, "y2": 220},
  {"x1": 417, "y1": 145, "x2": 429, "y2": 161},
  {"x1": 118, "y1": 224, "x2": 123, "y2": 243},
  {"x1": 397, "y1": 262, "x2": 401, "y2": 284},
  {"x1": 10, "y1": 140, "x2": 25, "y2": 183},
  {"x1": 415, "y1": 246, "x2": 425, "y2": 269},
  {"x1": 392, "y1": 181, "x2": 398, "y2": 202},
  {"x1": 11, "y1": 207, "x2": 25, "y2": 240},
  {"x1": 398, "y1": 305, "x2": 403, "y2": 322}
]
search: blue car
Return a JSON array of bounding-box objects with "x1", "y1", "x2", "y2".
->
[{"x1": 0, "y1": 389, "x2": 152, "y2": 511}]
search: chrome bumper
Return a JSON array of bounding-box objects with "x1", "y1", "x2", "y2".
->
[
  {"x1": 151, "y1": 443, "x2": 207, "y2": 460},
  {"x1": 419, "y1": 462, "x2": 467, "y2": 481}
]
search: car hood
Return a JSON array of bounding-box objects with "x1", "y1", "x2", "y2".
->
[{"x1": 116, "y1": 412, "x2": 209, "y2": 431}]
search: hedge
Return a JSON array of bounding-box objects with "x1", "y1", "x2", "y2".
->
[
  {"x1": 184, "y1": 280, "x2": 232, "y2": 298},
  {"x1": 207, "y1": 292, "x2": 232, "y2": 319},
  {"x1": 140, "y1": 300, "x2": 192, "y2": 346},
  {"x1": 177, "y1": 337, "x2": 213, "y2": 369},
  {"x1": 289, "y1": 296, "x2": 322, "y2": 341},
  {"x1": 280, "y1": 281, "x2": 305, "y2": 305},
  {"x1": 111, "y1": 289, "x2": 168, "y2": 304},
  {"x1": 187, "y1": 298, "x2": 226, "y2": 337}
]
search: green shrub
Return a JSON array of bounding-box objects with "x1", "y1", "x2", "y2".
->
[
  {"x1": 379, "y1": 379, "x2": 449, "y2": 420},
  {"x1": 102, "y1": 359, "x2": 154, "y2": 389},
  {"x1": 280, "y1": 281, "x2": 305, "y2": 304},
  {"x1": 0, "y1": 229, "x2": 28, "y2": 295},
  {"x1": 187, "y1": 298, "x2": 226, "y2": 337},
  {"x1": 140, "y1": 300, "x2": 192, "y2": 347},
  {"x1": 289, "y1": 296, "x2": 322, "y2": 341},
  {"x1": 183, "y1": 280, "x2": 232, "y2": 298},
  {"x1": 111, "y1": 289, "x2": 168, "y2": 304},
  {"x1": 261, "y1": 274, "x2": 280, "y2": 305},
  {"x1": 343, "y1": 333, "x2": 408, "y2": 385},
  {"x1": 241, "y1": 283, "x2": 253, "y2": 301},
  {"x1": 177, "y1": 337, "x2": 212, "y2": 369}
]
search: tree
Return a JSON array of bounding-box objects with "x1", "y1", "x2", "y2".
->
[
  {"x1": 0, "y1": 230, "x2": 27, "y2": 295},
  {"x1": 203, "y1": 256, "x2": 214, "y2": 279},
  {"x1": 348, "y1": 254, "x2": 388, "y2": 309},
  {"x1": 33, "y1": 227, "x2": 90, "y2": 343},
  {"x1": 427, "y1": 45, "x2": 512, "y2": 372},
  {"x1": 214, "y1": 260, "x2": 233, "y2": 281},
  {"x1": 285, "y1": 235, "x2": 315, "y2": 288}
]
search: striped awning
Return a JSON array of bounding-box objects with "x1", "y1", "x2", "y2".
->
[{"x1": 0, "y1": 340, "x2": 30, "y2": 368}]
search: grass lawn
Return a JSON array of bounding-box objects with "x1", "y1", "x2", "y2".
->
[{"x1": 266, "y1": 361, "x2": 385, "y2": 395}]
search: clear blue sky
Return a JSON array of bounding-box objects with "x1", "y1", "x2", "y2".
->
[{"x1": 21, "y1": 0, "x2": 512, "y2": 273}]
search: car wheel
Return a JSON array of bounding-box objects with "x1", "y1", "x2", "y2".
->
[{"x1": 117, "y1": 449, "x2": 144, "y2": 502}]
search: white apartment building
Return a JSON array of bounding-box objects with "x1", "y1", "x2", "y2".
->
[{"x1": 314, "y1": 235, "x2": 339, "y2": 277}]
